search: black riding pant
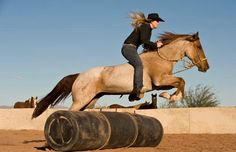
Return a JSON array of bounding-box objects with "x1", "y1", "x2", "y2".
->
[{"x1": 121, "y1": 44, "x2": 143, "y2": 90}]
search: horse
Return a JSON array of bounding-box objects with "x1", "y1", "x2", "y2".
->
[
  {"x1": 136, "y1": 93, "x2": 158, "y2": 109},
  {"x1": 108, "y1": 93, "x2": 157, "y2": 109},
  {"x1": 14, "y1": 96, "x2": 38, "y2": 108},
  {"x1": 32, "y1": 32, "x2": 209, "y2": 118}
]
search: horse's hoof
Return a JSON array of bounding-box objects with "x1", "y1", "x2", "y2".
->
[
  {"x1": 170, "y1": 92, "x2": 183, "y2": 101},
  {"x1": 159, "y1": 92, "x2": 170, "y2": 99}
]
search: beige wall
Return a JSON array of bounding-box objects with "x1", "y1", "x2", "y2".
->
[{"x1": 0, "y1": 107, "x2": 235, "y2": 134}]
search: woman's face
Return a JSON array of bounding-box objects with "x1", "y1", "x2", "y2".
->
[{"x1": 150, "y1": 20, "x2": 160, "y2": 29}]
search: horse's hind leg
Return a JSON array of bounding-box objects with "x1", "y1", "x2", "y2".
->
[
  {"x1": 86, "y1": 94, "x2": 104, "y2": 109},
  {"x1": 69, "y1": 95, "x2": 95, "y2": 111},
  {"x1": 69, "y1": 80, "x2": 100, "y2": 111}
]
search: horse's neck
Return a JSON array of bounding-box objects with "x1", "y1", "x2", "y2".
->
[
  {"x1": 151, "y1": 97, "x2": 157, "y2": 106},
  {"x1": 159, "y1": 40, "x2": 187, "y2": 61},
  {"x1": 140, "y1": 40, "x2": 187, "y2": 75}
]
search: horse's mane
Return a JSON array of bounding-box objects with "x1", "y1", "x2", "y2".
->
[
  {"x1": 159, "y1": 32, "x2": 189, "y2": 45},
  {"x1": 143, "y1": 32, "x2": 189, "y2": 53}
]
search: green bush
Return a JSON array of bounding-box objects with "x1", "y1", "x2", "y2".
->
[{"x1": 180, "y1": 84, "x2": 220, "y2": 107}]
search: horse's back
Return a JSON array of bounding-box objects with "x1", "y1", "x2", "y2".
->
[
  {"x1": 73, "y1": 62, "x2": 151, "y2": 94},
  {"x1": 13, "y1": 102, "x2": 25, "y2": 108},
  {"x1": 108, "y1": 104, "x2": 125, "y2": 108},
  {"x1": 14, "y1": 101, "x2": 33, "y2": 108},
  {"x1": 72, "y1": 66, "x2": 106, "y2": 92},
  {"x1": 76, "y1": 64, "x2": 132, "y2": 84}
]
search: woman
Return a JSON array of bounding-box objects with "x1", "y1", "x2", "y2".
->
[{"x1": 122, "y1": 12, "x2": 165, "y2": 101}]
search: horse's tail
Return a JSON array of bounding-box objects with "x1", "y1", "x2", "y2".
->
[{"x1": 32, "y1": 73, "x2": 79, "y2": 119}]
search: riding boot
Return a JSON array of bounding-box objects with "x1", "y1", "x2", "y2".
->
[{"x1": 128, "y1": 87, "x2": 142, "y2": 102}]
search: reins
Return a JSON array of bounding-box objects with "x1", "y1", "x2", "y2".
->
[
  {"x1": 173, "y1": 63, "x2": 195, "y2": 74},
  {"x1": 174, "y1": 58, "x2": 207, "y2": 74},
  {"x1": 157, "y1": 49, "x2": 179, "y2": 62},
  {"x1": 156, "y1": 48, "x2": 207, "y2": 74}
]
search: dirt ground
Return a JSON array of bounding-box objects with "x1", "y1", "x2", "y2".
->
[{"x1": 0, "y1": 130, "x2": 236, "y2": 152}]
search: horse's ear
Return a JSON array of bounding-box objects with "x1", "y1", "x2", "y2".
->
[
  {"x1": 195, "y1": 32, "x2": 199, "y2": 37},
  {"x1": 152, "y1": 93, "x2": 157, "y2": 97},
  {"x1": 187, "y1": 32, "x2": 199, "y2": 42},
  {"x1": 193, "y1": 32, "x2": 199, "y2": 39}
]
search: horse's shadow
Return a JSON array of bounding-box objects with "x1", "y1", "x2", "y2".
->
[{"x1": 23, "y1": 139, "x2": 53, "y2": 151}]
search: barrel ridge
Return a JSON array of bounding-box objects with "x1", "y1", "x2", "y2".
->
[
  {"x1": 101, "y1": 112, "x2": 138, "y2": 149},
  {"x1": 125, "y1": 112, "x2": 139, "y2": 148},
  {"x1": 70, "y1": 111, "x2": 111, "y2": 151},
  {"x1": 44, "y1": 110, "x2": 80, "y2": 151},
  {"x1": 96, "y1": 111, "x2": 112, "y2": 150},
  {"x1": 131, "y1": 114, "x2": 164, "y2": 147}
]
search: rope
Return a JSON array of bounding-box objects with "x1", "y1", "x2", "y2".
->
[
  {"x1": 156, "y1": 49, "x2": 207, "y2": 75},
  {"x1": 156, "y1": 50, "x2": 193, "y2": 74},
  {"x1": 173, "y1": 65, "x2": 195, "y2": 74},
  {"x1": 157, "y1": 49, "x2": 179, "y2": 62},
  {"x1": 173, "y1": 58, "x2": 207, "y2": 74}
]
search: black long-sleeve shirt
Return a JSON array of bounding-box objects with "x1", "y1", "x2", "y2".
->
[{"x1": 124, "y1": 23, "x2": 157, "y2": 50}]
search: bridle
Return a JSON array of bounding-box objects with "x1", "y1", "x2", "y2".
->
[
  {"x1": 190, "y1": 44, "x2": 207, "y2": 66},
  {"x1": 156, "y1": 44, "x2": 207, "y2": 74}
]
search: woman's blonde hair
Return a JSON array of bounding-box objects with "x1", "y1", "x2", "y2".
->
[{"x1": 129, "y1": 11, "x2": 149, "y2": 28}]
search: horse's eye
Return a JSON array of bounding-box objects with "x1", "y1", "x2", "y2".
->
[{"x1": 198, "y1": 45, "x2": 203, "y2": 50}]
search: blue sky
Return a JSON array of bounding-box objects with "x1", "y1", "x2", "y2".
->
[{"x1": 0, "y1": 0, "x2": 235, "y2": 107}]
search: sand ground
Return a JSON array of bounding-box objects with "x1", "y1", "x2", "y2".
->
[{"x1": 0, "y1": 130, "x2": 236, "y2": 152}]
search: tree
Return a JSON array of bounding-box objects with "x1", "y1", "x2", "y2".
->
[{"x1": 180, "y1": 84, "x2": 220, "y2": 107}]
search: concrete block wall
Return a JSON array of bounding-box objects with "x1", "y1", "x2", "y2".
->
[
  {"x1": 0, "y1": 109, "x2": 56, "y2": 130},
  {"x1": 0, "y1": 107, "x2": 235, "y2": 134},
  {"x1": 135, "y1": 107, "x2": 236, "y2": 134}
]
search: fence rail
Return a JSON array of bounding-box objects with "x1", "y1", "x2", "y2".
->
[{"x1": 0, "y1": 107, "x2": 235, "y2": 134}]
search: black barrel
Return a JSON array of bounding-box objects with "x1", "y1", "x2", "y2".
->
[{"x1": 44, "y1": 110, "x2": 163, "y2": 151}]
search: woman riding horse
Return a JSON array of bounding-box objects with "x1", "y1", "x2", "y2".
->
[
  {"x1": 122, "y1": 12, "x2": 164, "y2": 101},
  {"x1": 32, "y1": 32, "x2": 209, "y2": 118}
]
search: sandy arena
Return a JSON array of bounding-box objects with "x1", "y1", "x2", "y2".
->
[{"x1": 0, "y1": 130, "x2": 236, "y2": 152}]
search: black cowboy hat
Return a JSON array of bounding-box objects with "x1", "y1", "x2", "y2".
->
[{"x1": 148, "y1": 13, "x2": 165, "y2": 22}]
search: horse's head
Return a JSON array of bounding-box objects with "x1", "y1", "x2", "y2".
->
[
  {"x1": 30, "y1": 96, "x2": 38, "y2": 108},
  {"x1": 151, "y1": 93, "x2": 157, "y2": 102},
  {"x1": 157, "y1": 32, "x2": 209, "y2": 72},
  {"x1": 184, "y1": 32, "x2": 209, "y2": 72}
]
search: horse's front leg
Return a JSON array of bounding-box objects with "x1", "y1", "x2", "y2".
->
[{"x1": 158, "y1": 75, "x2": 185, "y2": 102}]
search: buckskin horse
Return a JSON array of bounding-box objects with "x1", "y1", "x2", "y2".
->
[{"x1": 32, "y1": 32, "x2": 209, "y2": 118}]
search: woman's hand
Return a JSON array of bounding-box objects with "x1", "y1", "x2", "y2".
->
[{"x1": 157, "y1": 41, "x2": 163, "y2": 48}]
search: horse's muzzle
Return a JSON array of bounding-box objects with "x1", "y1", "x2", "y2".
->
[{"x1": 198, "y1": 61, "x2": 209, "y2": 72}]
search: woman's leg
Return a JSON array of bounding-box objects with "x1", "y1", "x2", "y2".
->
[{"x1": 121, "y1": 44, "x2": 143, "y2": 100}]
